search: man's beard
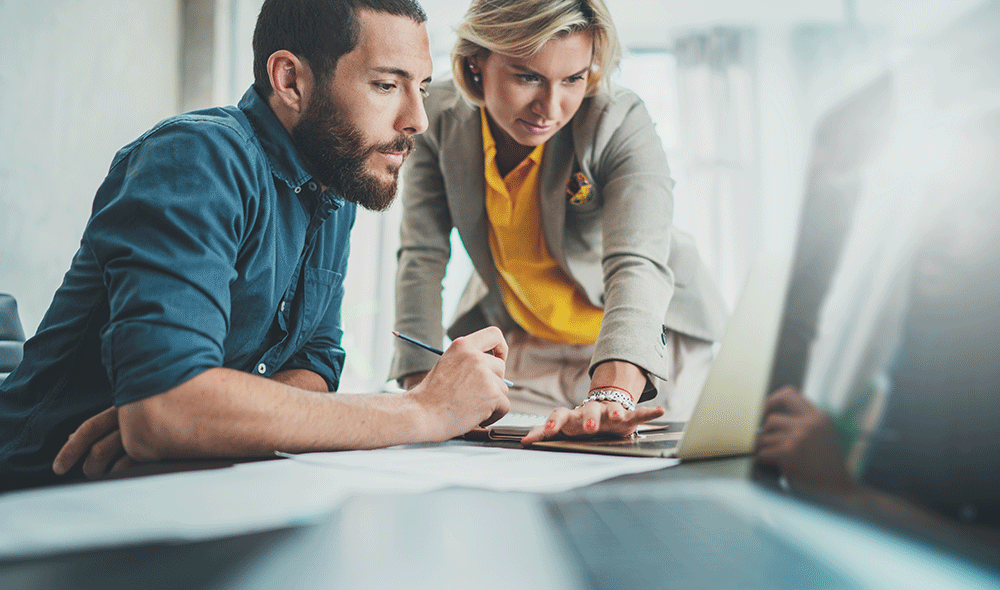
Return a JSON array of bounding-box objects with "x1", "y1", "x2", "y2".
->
[{"x1": 291, "y1": 88, "x2": 413, "y2": 212}]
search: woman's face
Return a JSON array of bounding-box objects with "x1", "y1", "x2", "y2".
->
[{"x1": 472, "y1": 30, "x2": 593, "y2": 149}]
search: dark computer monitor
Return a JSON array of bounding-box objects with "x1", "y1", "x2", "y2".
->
[{"x1": 759, "y1": 0, "x2": 1000, "y2": 572}]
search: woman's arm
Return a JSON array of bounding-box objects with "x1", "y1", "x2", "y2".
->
[
  {"x1": 391, "y1": 128, "x2": 455, "y2": 384},
  {"x1": 525, "y1": 90, "x2": 680, "y2": 442}
]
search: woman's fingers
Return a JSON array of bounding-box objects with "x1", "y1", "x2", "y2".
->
[{"x1": 521, "y1": 402, "x2": 666, "y2": 445}]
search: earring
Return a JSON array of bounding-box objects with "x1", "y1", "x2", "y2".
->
[{"x1": 469, "y1": 64, "x2": 480, "y2": 84}]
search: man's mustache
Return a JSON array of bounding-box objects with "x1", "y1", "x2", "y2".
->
[{"x1": 369, "y1": 134, "x2": 414, "y2": 158}]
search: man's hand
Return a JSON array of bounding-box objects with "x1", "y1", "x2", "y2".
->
[
  {"x1": 407, "y1": 327, "x2": 510, "y2": 440},
  {"x1": 52, "y1": 368, "x2": 332, "y2": 479},
  {"x1": 755, "y1": 386, "x2": 859, "y2": 496},
  {"x1": 52, "y1": 406, "x2": 134, "y2": 479},
  {"x1": 402, "y1": 371, "x2": 429, "y2": 390}
]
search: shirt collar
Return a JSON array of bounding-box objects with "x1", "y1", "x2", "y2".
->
[
  {"x1": 239, "y1": 86, "x2": 345, "y2": 207},
  {"x1": 479, "y1": 108, "x2": 544, "y2": 169}
]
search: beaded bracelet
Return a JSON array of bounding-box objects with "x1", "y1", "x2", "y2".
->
[{"x1": 577, "y1": 387, "x2": 636, "y2": 411}]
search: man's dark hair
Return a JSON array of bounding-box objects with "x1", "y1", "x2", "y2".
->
[{"x1": 252, "y1": 0, "x2": 427, "y2": 97}]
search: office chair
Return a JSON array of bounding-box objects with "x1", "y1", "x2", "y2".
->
[{"x1": 0, "y1": 293, "x2": 25, "y2": 383}]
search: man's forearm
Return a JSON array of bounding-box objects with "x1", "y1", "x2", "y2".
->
[
  {"x1": 117, "y1": 328, "x2": 511, "y2": 463},
  {"x1": 270, "y1": 369, "x2": 329, "y2": 392},
  {"x1": 118, "y1": 367, "x2": 433, "y2": 462}
]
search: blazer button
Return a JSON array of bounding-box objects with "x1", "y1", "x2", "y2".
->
[{"x1": 257, "y1": 363, "x2": 267, "y2": 374}]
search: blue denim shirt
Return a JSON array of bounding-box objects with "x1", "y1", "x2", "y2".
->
[{"x1": 0, "y1": 86, "x2": 355, "y2": 485}]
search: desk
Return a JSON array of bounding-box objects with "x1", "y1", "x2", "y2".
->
[
  {"x1": 0, "y1": 440, "x2": 742, "y2": 590},
  {"x1": 2, "y1": 442, "x2": 996, "y2": 590}
]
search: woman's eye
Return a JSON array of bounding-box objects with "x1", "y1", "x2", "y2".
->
[
  {"x1": 566, "y1": 75, "x2": 585, "y2": 84},
  {"x1": 517, "y1": 74, "x2": 539, "y2": 83}
]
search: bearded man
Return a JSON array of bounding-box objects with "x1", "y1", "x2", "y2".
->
[{"x1": 0, "y1": 0, "x2": 511, "y2": 491}]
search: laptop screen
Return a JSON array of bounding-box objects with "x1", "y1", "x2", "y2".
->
[{"x1": 757, "y1": 0, "x2": 1000, "y2": 571}]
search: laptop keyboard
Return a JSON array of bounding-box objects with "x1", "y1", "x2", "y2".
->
[{"x1": 546, "y1": 496, "x2": 855, "y2": 590}]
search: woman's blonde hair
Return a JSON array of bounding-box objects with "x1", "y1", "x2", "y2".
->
[{"x1": 452, "y1": 0, "x2": 622, "y2": 106}]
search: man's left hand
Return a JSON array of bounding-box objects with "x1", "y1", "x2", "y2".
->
[{"x1": 52, "y1": 406, "x2": 134, "y2": 478}]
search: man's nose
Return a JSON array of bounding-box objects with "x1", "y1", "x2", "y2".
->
[{"x1": 399, "y1": 89, "x2": 429, "y2": 136}]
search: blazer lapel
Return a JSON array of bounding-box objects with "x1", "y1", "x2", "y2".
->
[
  {"x1": 444, "y1": 108, "x2": 494, "y2": 280},
  {"x1": 539, "y1": 125, "x2": 575, "y2": 269}
]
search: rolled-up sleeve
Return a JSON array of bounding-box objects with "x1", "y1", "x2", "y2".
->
[{"x1": 89, "y1": 119, "x2": 252, "y2": 406}]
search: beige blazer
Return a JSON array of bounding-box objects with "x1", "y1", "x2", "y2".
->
[{"x1": 390, "y1": 80, "x2": 728, "y2": 384}]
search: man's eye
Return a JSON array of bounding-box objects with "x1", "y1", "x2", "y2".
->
[
  {"x1": 375, "y1": 83, "x2": 396, "y2": 92},
  {"x1": 517, "y1": 74, "x2": 539, "y2": 83}
]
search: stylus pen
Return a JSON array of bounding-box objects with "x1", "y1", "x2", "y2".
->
[{"x1": 392, "y1": 331, "x2": 514, "y2": 387}]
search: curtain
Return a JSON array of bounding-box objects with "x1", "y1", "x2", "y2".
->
[{"x1": 672, "y1": 28, "x2": 758, "y2": 307}]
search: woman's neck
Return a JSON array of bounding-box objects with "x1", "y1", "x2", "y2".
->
[{"x1": 487, "y1": 113, "x2": 535, "y2": 177}]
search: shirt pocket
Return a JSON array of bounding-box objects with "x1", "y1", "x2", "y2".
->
[{"x1": 297, "y1": 266, "x2": 342, "y2": 346}]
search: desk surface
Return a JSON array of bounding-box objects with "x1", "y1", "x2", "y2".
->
[
  {"x1": 3, "y1": 442, "x2": 997, "y2": 590},
  {"x1": 0, "y1": 440, "x2": 746, "y2": 590}
]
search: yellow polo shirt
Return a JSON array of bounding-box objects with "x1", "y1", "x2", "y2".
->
[{"x1": 481, "y1": 109, "x2": 604, "y2": 345}]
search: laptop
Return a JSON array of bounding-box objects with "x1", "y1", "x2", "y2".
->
[{"x1": 491, "y1": 245, "x2": 793, "y2": 460}]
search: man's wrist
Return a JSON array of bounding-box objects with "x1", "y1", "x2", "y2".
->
[{"x1": 400, "y1": 388, "x2": 443, "y2": 443}]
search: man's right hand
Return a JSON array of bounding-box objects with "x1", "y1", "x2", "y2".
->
[
  {"x1": 406, "y1": 327, "x2": 510, "y2": 440},
  {"x1": 52, "y1": 406, "x2": 136, "y2": 479},
  {"x1": 755, "y1": 386, "x2": 858, "y2": 496}
]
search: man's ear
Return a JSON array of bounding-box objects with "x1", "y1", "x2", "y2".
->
[{"x1": 267, "y1": 50, "x2": 312, "y2": 118}]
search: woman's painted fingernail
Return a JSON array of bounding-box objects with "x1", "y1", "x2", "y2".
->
[
  {"x1": 585, "y1": 418, "x2": 596, "y2": 430},
  {"x1": 612, "y1": 411, "x2": 621, "y2": 420},
  {"x1": 545, "y1": 420, "x2": 556, "y2": 430}
]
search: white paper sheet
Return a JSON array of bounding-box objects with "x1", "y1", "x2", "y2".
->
[
  {"x1": 0, "y1": 444, "x2": 676, "y2": 560},
  {"x1": 0, "y1": 458, "x2": 444, "y2": 560},
  {"x1": 279, "y1": 444, "x2": 679, "y2": 493}
]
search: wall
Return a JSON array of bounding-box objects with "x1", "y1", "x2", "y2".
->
[
  {"x1": 0, "y1": 0, "x2": 983, "y2": 381},
  {"x1": 0, "y1": 0, "x2": 181, "y2": 335}
]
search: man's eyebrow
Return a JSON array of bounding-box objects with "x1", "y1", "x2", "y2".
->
[{"x1": 372, "y1": 66, "x2": 433, "y2": 84}]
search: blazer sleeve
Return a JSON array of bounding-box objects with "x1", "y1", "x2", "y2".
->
[
  {"x1": 579, "y1": 89, "x2": 727, "y2": 388},
  {"x1": 389, "y1": 125, "x2": 454, "y2": 382}
]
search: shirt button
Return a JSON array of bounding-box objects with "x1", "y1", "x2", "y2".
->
[
  {"x1": 294, "y1": 186, "x2": 302, "y2": 194},
  {"x1": 257, "y1": 363, "x2": 267, "y2": 374},
  {"x1": 308, "y1": 182, "x2": 318, "y2": 192},
  {"x1": 280, "y1": 301, "x2": 286, "y2": 312}
]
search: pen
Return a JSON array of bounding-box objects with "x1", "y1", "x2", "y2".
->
[{"x1": 392, "y1": 331, "x2": 514, "y2": 387}]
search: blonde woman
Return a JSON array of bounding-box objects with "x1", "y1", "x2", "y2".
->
[{"x1": 391, "y1": 0, "x2": 728, "y2": 441}]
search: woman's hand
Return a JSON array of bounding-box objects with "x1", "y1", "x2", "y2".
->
[
  {"x1": 521, "y1": 359, "x2": 661, "y2": 443},
  {"x1": 520, "y1": 402, "x2": 665, "y2": 444}
]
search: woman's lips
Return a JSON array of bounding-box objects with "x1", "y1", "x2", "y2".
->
[{"x1": 519, "y1": 119, "x2": 554, "y2": 135}]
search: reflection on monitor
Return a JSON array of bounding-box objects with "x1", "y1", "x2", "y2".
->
[{"x1": 759, "y1": 0, "x2": 1000, "y2": 573}]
